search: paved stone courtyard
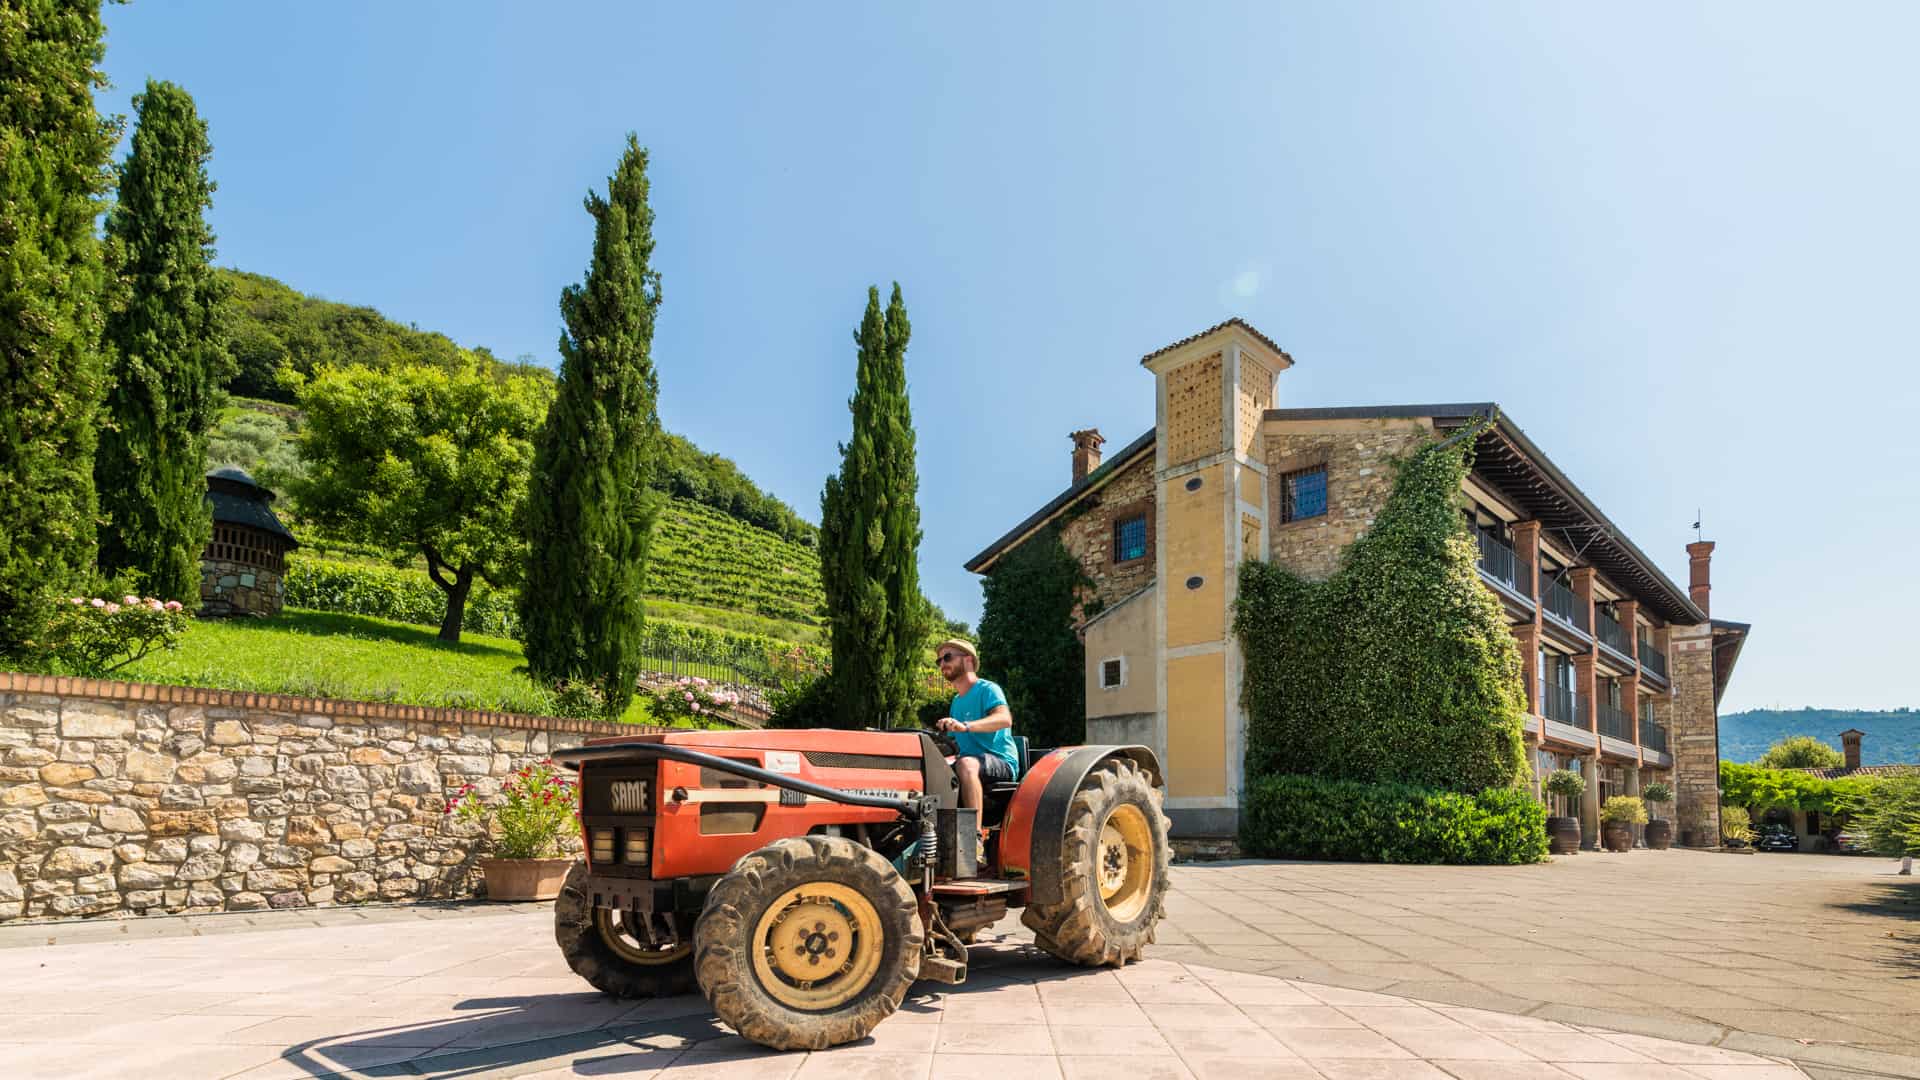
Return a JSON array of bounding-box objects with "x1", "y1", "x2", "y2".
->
[{"x1": 0, "y1": 851, "x2": 1909, "y2": 1079}]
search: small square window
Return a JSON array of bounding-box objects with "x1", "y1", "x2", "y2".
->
[
  {"x1": 1100, "y1": 658, "x2": 1125, "y2": 689},
  {"x1": 1280, "y1": 467, "x2": 1327, "y2": 523},
  {"x1": 1113, "y1": 514, "x2": 1148, "y2": 563}
]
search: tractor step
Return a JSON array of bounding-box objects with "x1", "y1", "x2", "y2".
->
[
  {"x1": 931, "y1": 878, "x2": 1024, "y2": 897},
  {"x1": 920, "y1": 955, "x2": 967, "y2": 985}
]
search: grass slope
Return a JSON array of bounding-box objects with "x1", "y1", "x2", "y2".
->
[
  {"x1": 1721, "y1": 708, "x2": 1920, "y2": 765},
  {"x1": 118, "y1": 609, "x2": 736, "y2": 728}
]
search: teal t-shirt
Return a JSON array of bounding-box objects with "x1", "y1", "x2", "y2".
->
[{"x1": 950, "y1": 679, "x2": 1019, "y2": 777}]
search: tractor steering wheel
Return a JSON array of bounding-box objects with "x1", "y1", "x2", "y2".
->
[{"x1": 919, "y1": 724, "x2": 960, "y2": 758}]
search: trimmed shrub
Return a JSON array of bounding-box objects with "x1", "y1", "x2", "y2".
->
[
  {"x1": 1600, "y1": 795, "x2": 1648, "y2": 825},
  {"x1": 1240, "y1": 774, "x2": 1548, "y2": 865}
]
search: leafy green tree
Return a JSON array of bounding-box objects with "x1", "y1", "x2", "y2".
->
[
  {"x1": 1756, "y1": 735, "x2": 1844, "y2": 770},
  {"x1": 519, "y1": 136, "x2": 663, "y2": 715},
  {"x1": 205, "y1": 407, "x2": 304, "y2": 495},
  {"x1": 96, "y1": 80, "x2": 231, "y2": 602},
  {"x1": 978, "y1": 524, "x2": 1088, "y2": 747},
  {"x1": 293, "y1": 361, "x2": 550, "y2": 642},
  {"x1": 1236, "y1": 431, "x2": 1529, "y2": 792},
  {"x1": 1853, "y1": 777, "x2": 1920, "y2": 859},
  {"x1": 0, "y1": 0, "x2": 118, "y2": 658},
  {"x1": 819, "y1": 285, "x2": 931, "y2": 730}
]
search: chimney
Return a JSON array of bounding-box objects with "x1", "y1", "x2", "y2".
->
[
  {"x1": 1840, "y1": 729, "x2": 1865, "y2": 770},
  {"x1": 1070, "y1": 428, "x2": 1105, "y2": 484},
  {"x1": 1686, "y1": 540, "x2": 1715, "y2": 616}
]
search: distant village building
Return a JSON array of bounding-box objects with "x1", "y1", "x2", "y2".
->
[
  {"x1": 966, "y1": 319, "x2": 1750, "y2": 845},
  {"x1": 200, "y1": 466, "x2": 298, "y2": 617}
]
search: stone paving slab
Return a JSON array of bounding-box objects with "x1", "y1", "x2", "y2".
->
[
  {"x1": 0, "y1": 905, "x2": 1807, "y2": 1080},
  {"x1": 1149, "y1": 851, "x2": 1920, "y2": 1078}
]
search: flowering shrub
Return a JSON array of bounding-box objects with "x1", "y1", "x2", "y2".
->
[
  {"x1": 446, "y1": 760, "x2": 579, "y2": 859},
  {"x1": 41, "y1": 595, "x2": 189, "y2": 676},
  {"x1": 652, "y1": 676, "x2": 741, "y2": 724}
]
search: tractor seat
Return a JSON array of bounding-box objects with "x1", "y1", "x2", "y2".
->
[{"x1": 984, "y1": 735, "x2": 1030, "y2": 800}]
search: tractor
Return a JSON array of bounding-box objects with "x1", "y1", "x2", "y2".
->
[{"x1": 550, "y1": 726, "x2": 1171, "y2": 1051}]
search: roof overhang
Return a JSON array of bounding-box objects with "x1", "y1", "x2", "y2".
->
[{"x1": 1711, "y1": 619, "x2": 1751, "y2": 711}]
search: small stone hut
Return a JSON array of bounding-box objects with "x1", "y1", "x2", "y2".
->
[{"x1": 200, "y1": 466, "x2": 298, "y2": 616}]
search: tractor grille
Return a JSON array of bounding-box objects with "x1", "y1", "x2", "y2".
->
[{"x1": 801, "y1": 751, "x2": 919, "y2": 771}]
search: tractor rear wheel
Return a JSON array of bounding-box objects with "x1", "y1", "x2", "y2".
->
[
  {"x1": 555, "y1": 862, "x2": 697, "y2": 998},
  {"x1": 1021, "y1": 755, "x2": 1171, "y2": 967},
  {"x1": 694, "y1": 836, "x2": 922, "y2": 1050}
]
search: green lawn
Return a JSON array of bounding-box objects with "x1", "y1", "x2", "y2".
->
[{"x1": 119, "y1": 608, "x2": 683, "y2": 725}]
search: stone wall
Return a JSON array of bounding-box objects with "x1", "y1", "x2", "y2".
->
[
  {"x1": 0, "y1": 673, "x2": 648, "y2": 922},
  {"x1": 1263, "y1": 417, "x2": 1434, "y2": 581},
  {"x1": 1056, "y1": 450, "x2": 1157, "y2": 622},
  {"x1": 1667, "y1": 622, "x2": 1722, "y2": 846},
  {"x1": 200, "y1": 557, "x2": 284, "y2": 617}
]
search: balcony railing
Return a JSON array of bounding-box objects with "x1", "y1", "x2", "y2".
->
[
  {"x1": 1597, "y1": 700, "x2": 1632, "y2": 741},
  {"x1": 1640, "y1": 718, "x2": 1668, "y2": 753},
  {"x1": 1595, "y1": 610, "x2": 1630, "y2": 655},
  {"x1": 1639, "y1": 641, "x2": 1668, "y2": 680},
  {"x1": 1540, "y1": 573, "x2": 1589, "y2": 632},
  {"x1": 1542, "y1": 685, "x2": 1586, "y2": 728},
  {"x1": 1475, "y1": 530, "x2": 1520, "y2": 591}
]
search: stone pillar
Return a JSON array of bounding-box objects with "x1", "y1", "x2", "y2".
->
[
  {"x1": 1668, "y1": 621, "x2": 1720, "y2": 847},
  {"x1": 1580, "y1": 754, "x2": 1602, "y2": 850}
]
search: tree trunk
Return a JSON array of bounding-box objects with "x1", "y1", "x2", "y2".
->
[{"x1": 436, "y1": 567, "x2": 473, "y2": 643}]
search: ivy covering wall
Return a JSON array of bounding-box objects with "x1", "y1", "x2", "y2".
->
[
  {"x1": 977, "y1": 523, "x2": 1089, "y2": 749},
  {"x1": 1235, "y1": 433, "x2": 1529, "y2": 794}
]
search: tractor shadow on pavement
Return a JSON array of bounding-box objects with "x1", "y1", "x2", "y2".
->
[{"x1": 272, "y1": 935, "x2": 1071, "y2": 1078}]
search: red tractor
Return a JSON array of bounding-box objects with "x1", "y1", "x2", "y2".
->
[{"x1": 551, "y1": 727, "x2": 1171, "y2": 1050}]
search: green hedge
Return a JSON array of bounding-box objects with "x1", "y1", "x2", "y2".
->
[
  {"x1": 1241, "y1": 774, "x2": 1548, "y2": 865},
  {"x1": 285, "y1": 554, "x2": 827, "y2": 671}
]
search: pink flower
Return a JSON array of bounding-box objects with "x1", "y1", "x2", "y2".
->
[
  {"x1": 122, "y1": 595, "x2": 138, "y2": 606},
  {"x1": 69, "y1": 597, "x2": 84, "y2": 605},
  {"x1": 683, "y1": 692, "x2": 694, "y2": 702},
  {"x1": 103, "y1": 602, "x2": 120, "y2": 614},
  {"x1": 691, "y1": 703, "x2": 702, "y2": 714},
  {"x1": 89, "y1": 598, "x2": 105, "y2": 608},
  {"x1": 164, "y1": 600, "x2": 182, "y2": 612},
  {"x1": 147, "y1": 599, "x2": 165, "y2": 612}
]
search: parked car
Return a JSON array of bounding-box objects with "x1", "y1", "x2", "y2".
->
[
  {"x1": 1754, "y1": 824, "x2": 1798, "y2": 852},
  {"x1": 1831, "y1": 830, "x2": 1872, "y2": 854}
]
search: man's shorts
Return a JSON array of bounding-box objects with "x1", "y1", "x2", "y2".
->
[{"x1": 960, "y1": 753, "x2": 1014, "y2": 782}]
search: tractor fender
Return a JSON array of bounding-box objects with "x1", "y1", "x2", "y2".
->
[{"x1": 998, "y1": 744, "x2": 1162, "y2": 906}]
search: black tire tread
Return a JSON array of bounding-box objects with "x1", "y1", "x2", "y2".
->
[
  {"x1": 554, "y1": 861, "x2": 697, "y2": 998},
  {"x1": 1019, "y1": 756, "x2": 1171, "y2": 967}
]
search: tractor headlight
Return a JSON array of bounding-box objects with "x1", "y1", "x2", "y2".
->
[
  {"x1": 623, "y1": 829, "x2": 651, "y2": 866},
  {"x1": 590, "y1": 828, "x2": 615, "y2": 863}
]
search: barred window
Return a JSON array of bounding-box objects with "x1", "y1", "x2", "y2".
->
[
  {"x1": 1280, "y1": 467, "x2": 1327, "y2": 523},
  {"x1": 1113, "y1": 513, "x2": 1148, "y2": 563}
]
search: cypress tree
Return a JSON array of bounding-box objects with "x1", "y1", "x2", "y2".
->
[
  {"x1": 519, "y1": 136, "x2": 662, "y2": 716},
  {"x1": 96, "y1": 80, "x2": 230, "y2": 602},
  {"x1": 819, "y1": 284, "x2": 930, "y2": 729},
  {"x1": 0, "y1": 1, "x2": 118, "y2": 657}
]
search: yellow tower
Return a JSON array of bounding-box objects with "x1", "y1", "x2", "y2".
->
[{"x1": 1141, "y1": 320, "x2": 1291, "y2": 835}]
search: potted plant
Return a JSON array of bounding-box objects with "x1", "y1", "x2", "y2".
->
[
  {"x1": 447, "y1": 759, "x2": 579, "y2": 901},
  {"x1": 1543, "y1": 769, "x2": 1586, "y2": 854},
  {"x1": 1640, "y1": 781, "x2": 1674, "y2": 849},
  {"x1": 1599, "y1": 795, "x2": 1647, "y2": 852}
]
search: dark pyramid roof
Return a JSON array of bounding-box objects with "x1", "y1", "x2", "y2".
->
[{"x1": 205, "y1": 467, "x2": 297, "y2": 545}]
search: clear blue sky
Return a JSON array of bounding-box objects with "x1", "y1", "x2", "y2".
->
[{"x1": 99, "y1": 3, "x2": 1918, "y2": 714}]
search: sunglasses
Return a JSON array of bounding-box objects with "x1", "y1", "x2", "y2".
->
[{"x1": 937, "y1": 652, "x2": 963, "y2": 664}]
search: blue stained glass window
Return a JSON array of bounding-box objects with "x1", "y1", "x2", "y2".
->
[
  {"x1": 1114, "y1": 514, "x2": 1148, "y2": 562},
  {"x1": 1281, "y1": 467, "x2": 1327, "y2": 523}
]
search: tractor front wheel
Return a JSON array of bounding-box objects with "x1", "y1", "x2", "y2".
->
[
  {"x1": 694, "y1": 836, "x2": 922, "y2": 1050},
  {"x1": 555, "y1": 862, "x2": 697, "y2": 998},
  {"x1": 1021, "y1": 755, "x2": 1171, "y2": 967}
]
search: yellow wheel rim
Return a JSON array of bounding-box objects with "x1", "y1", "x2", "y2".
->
[
  {"x1": 750, "y1": 881, "x2": 885, "y2": 1011},
  {"x1": 1097, "y1": 803, "x2": 1154, "y2": 923},
  {"x1": 594, "y1": 908, "x2": 691, "y2": 966}
]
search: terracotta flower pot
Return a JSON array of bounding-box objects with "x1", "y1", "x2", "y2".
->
[
  {"x1": 480, "y1": 857, "x2": 575, "y2": 901},
  {"x1": 1600, "y1": 822, "x2": 1633, "y2": 853},
  {"x1": 1644, "y1": 819, "x2": 1672, "y2": 850},
  {"x1": 1547, "y1": 816, "x2": 1581, "y2": 855}
]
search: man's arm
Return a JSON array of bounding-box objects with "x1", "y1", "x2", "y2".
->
[{"x1": 937, "y1": 705, "x2": 1012, "y2": 734}]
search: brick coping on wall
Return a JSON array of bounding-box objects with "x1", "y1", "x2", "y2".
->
[{"x1": 0, "y1": 671, "x2": 655, "y2": 738}]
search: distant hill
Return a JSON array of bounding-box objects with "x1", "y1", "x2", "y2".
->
[{"x1": 1719, "y1": 708, "x2": 1920, "y2": 765}]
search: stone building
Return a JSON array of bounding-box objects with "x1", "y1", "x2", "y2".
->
[
  {"x1": 965, "y1": 319, "x2": 1750, "y2": 842},
  {"x1": 200, "y1": 467, "x2": 298, "y2": 617}
]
